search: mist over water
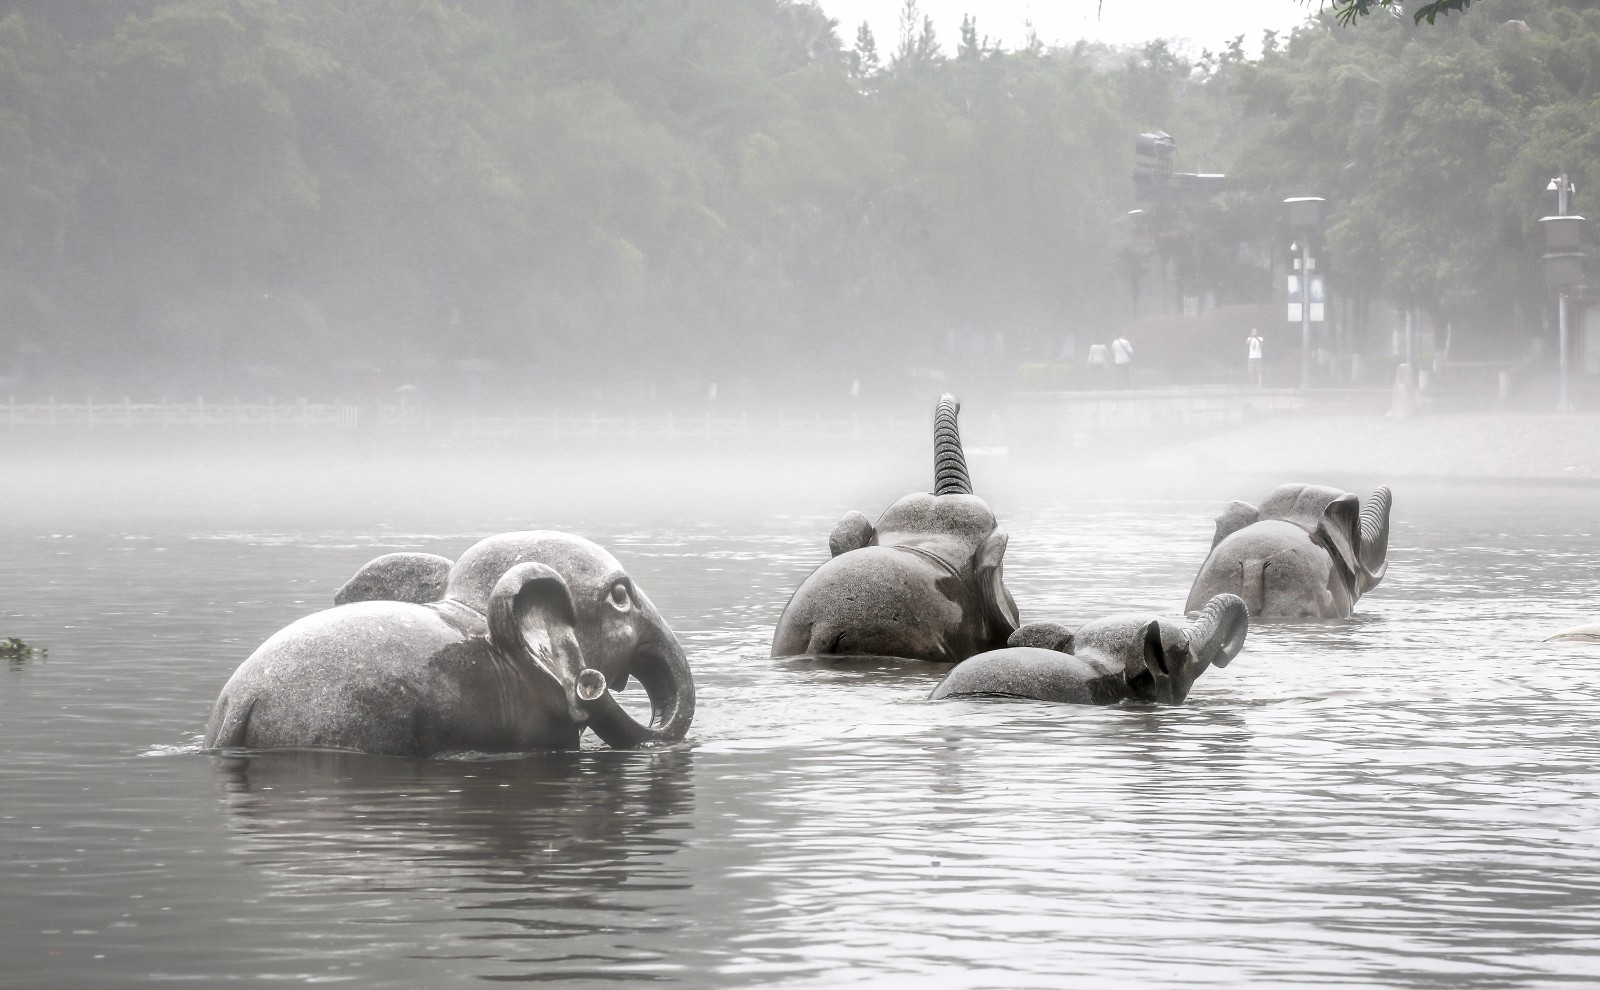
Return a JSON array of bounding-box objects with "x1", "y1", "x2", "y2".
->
[{"x1": 3, "y1": 433, "x2": 1599, "y2": 987}]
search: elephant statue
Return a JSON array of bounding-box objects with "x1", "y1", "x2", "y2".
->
[
  {"x1": 770, "y1": 394, "x2": 1020, "y2": 664},
  {"x1": 204, "y1": 532, "x2": 695, "y2": 756},
  {"x1": 1185, "y1": 483, "x2": 1392, "y2": 620},
  {"x1": 928, "y1": 594, "x2": 1249, "y2": 706}
]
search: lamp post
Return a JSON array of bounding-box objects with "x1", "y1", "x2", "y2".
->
[
  {"x1": 1541, "y1": 174, "x2": 1584, "y2": 412},
  {"x1": 1284, "y1": 197, "x2": 1325, "y2": 388}
]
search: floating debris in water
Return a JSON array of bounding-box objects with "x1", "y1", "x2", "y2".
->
[{"x1": 1, "y1": 638, "x2": 46, "y2": 665}]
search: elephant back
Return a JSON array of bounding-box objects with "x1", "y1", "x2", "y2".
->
[
  {"x1": 204, "y1": 600, "x2": 489, "y2": 752},
  {"x1": 929, "y1": 647, "x2": 1121, "y2": 705}
]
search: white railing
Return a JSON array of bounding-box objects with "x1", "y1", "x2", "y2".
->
[{"x1": 0, "y1": 398, "x2": 929, "y2": 441}]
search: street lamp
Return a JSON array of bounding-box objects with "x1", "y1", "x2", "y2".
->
[
  {"x1": 1540, "y1": 173, "x2": 1584, "y2": 412},
  {"x1": 1284, "y1": 197, "x2": 1325, "y2": 388}
]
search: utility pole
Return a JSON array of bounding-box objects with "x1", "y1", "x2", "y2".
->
[
  {"x1": 1284, "y1": 197, "x2": 1325, "y2": 389},
  {"x1": 1299, "y1": 239, "x2": 1313, "y2": 387}
]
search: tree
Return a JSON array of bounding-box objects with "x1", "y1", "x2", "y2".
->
[{"x1": 853, "y1": 21, "x2": 880, "y2": 76}]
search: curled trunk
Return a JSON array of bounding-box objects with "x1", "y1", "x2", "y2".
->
[
  {"x1": 1187, "y1": 593, "x2": 1249, "y2": 668},
  {"x1": 581, "y1": 636, "x2": 696, "y2": 749},
  {"x1": 1357, "y1": 486, "x2": 1391, "y2": 592}
]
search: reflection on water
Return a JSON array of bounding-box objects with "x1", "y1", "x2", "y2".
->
[
  {"x1": 213, "y1": 750, "x2": 697, "y2": 983},
  {"x1": 3, "y1": 468, "x2": 1600, "y2": 986}
]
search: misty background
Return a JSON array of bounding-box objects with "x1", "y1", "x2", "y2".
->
[{"x1": 0, "y1": 0, "x2": 1595, "y2": 407}]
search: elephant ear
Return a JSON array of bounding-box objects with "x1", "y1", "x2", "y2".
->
[
  {"x1": 1355, "y1": 487, "x2": 1392, "y2": 593},
  {"x1": 1185, "y1": 594, "x2": 1249, "y2": 670},
  {"x1": 828, "y1": 510, "x2": 876, "y2": 557},
  {"x1": 486, "y1": 562, "x2": 601, "y2": 723},
  {"x1": 1211, "y1": 501, "x2": 1259, "y2": 549},
  {"x1": 974, "y1": 527, "x2": 1021, "y2": 639},
  {"x1": 334, "y1": 552, "x2": 454, "y2": 606},
  {"x1": 1313, "y1": 493, "x2": 1363, "y2": 586},
  {"x1": 1007, "y1": 621, "x2": 1074, "y2": 653},
  {"x1": 1124, "y1": 619, "x2": 1171, "y2": 699}
]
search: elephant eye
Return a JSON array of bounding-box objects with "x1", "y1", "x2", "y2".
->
[{"x1": 608, "y1": 583, "x2": 631, "y2": 609}]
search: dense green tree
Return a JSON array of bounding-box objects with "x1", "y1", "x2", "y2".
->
[{"x1": 0, "y1": 0, "x2": 1592, "y2": 398}]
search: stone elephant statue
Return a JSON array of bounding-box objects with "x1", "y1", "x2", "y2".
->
[
  {"x1": 770, "y1": 394, "x2": 1020, "y2": 664},
  {"x1": 204, "y1": 532, "x2": 695, "y2": 756},
  {"x1": 1186, "y1": 483, "x2": 1392, "y2": 620},
  {"x1": 928, "y1": 594, "x2": 1249, "y2": 706}
]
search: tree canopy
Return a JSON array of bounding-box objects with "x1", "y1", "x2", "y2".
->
[{"x1": 0, "y1": 0, "x2": 1592, "y2": 400}]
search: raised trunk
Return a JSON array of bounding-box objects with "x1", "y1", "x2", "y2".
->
[
  {"x1": 581, "y1": 636, "x2": 696, "y2": 749},
  {"x1": 932, "y1": 393, "x2": 972, "y2": 496}
]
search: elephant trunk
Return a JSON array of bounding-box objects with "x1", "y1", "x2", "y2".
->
[
  {"x1": 581, "y1": 634, "x2": 696, "y2": 749},
  {"x1": 1187, "y1": 593, "x2": 1249, "y2": 669},
  {"x1": 1357, "y1": 486, "x2": 1391, "y2": 590},
  {"x1": 933, "y1": 393, "x2": 972, "y2": 496}
]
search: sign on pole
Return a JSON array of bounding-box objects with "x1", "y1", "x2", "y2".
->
[{"x1": 1287, "y1": 259, "x2": 1325, "y2": 323}]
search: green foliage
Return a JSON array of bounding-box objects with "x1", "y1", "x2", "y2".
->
[
  {"x1": 1227, "y1": 0, "x2": 1600, "y2": 350},
  {"x1": 1324, "y1": 1, "x2": 1478, "y2": 27},
  {"x1": 0, "y1": 0, "x2": 1592, "y2": 395},
  {"x1": 1, "y1": 637, "x2": 45, "y2": 665}
]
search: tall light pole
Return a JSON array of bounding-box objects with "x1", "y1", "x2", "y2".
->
[
  {"x1": 1541, "y1": 174, "x2": 1584, "y2": 412},
  {"x1": 1284, "y1": 197, "x2": 1325, "y2": 388}
]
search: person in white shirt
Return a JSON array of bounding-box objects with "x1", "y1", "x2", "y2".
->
[
  {"x1": 1247, "y1": 330, "x2": 1264, "y2": 386},
  {"x1": 1111, "y1": 334, "x2": 1133, "y2": 388},
  {"x1": 1086, "y1": 341, "x2": 1109, "y2": 384}
]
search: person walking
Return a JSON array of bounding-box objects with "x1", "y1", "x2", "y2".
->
[
  {"x1": 1111, "y1": 333, "x2": 1133, "y2": 388},
  {"x1": 1086, "y1": 341, "x2": 1109, "y2": 384},
  {"x1": 1247, "y1": 329, "x2": 1264, "y2": 386}
]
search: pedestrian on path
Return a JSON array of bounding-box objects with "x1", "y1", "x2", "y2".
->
[
  {"x1": 1247, "y1": 329, "x2": 1264, "y2": 386},
  {"x1": 1111, "y1": 333, "x2": 1134, "y2": 388},
  {"x1": 1087, "y1": 341, "x2": 1109, "y2": 384}
]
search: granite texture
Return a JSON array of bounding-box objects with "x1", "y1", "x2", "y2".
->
[
  {"x1": 772, "y1": 394, "x2": 1021, "y2": 664},
  {"x1": 930, "y1": 594, "x2": 1249, "y2": 706},
  {"x1": 333, "y1": 552, "x2": 453, "y2": 606},
  {"x1": 204, "y1": 532, "x2": 695, "y2": 756},
  {"x1": 1186, "y1": 483, "x2": 1391, "y2": 620}
]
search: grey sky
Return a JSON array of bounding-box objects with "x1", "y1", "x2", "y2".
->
[{"x1": 818, "y1": 0, "x2": 1318, "y2": 54}]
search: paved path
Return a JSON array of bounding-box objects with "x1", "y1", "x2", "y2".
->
[{"x1": 1142, "y1": 412, "x2": 1600, "y2": 483}]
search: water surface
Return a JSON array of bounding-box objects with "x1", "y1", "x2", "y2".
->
[{"x1": 3, "y1": 449, "x2": 1598, "y2": 987}]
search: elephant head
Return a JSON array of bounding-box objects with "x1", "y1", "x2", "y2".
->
[
  {"x1": 1068, "y1": 594, "x2": 1249, "y2": 704},
  {"x1": 771, "y1": 394, "x2": 1020, "y2": 663},
  {"x1": 442, "y1": 532, "x2": 696, "y2": 749},
  {"x1": 1187, "y1": 483, "x2": 1391, "y2": 619},
  {"x1": 928, "y1": 595, "x2": 1249, "y2": 706}
]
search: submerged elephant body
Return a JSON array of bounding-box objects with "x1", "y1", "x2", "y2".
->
[
  {"x1": 771, "y1": 395, "x2": 1019, "y2": 663},
  {"x1": 1546, "y1": 624, "x2": 1600, "y2": 644},
  {"x1": 205, "y1": 532, "x2": 695, "y2": 757},
  {"x1": 929, "y1": 594, "x2": 1249, "y2": 706},
  {"x1": 1186, "y1": 483, "x2": 1392, "y2": 620}
]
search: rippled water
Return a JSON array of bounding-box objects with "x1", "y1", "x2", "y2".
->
[{"x1": 3, "y1": 447, "x2": 1599, "y2": 987}]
